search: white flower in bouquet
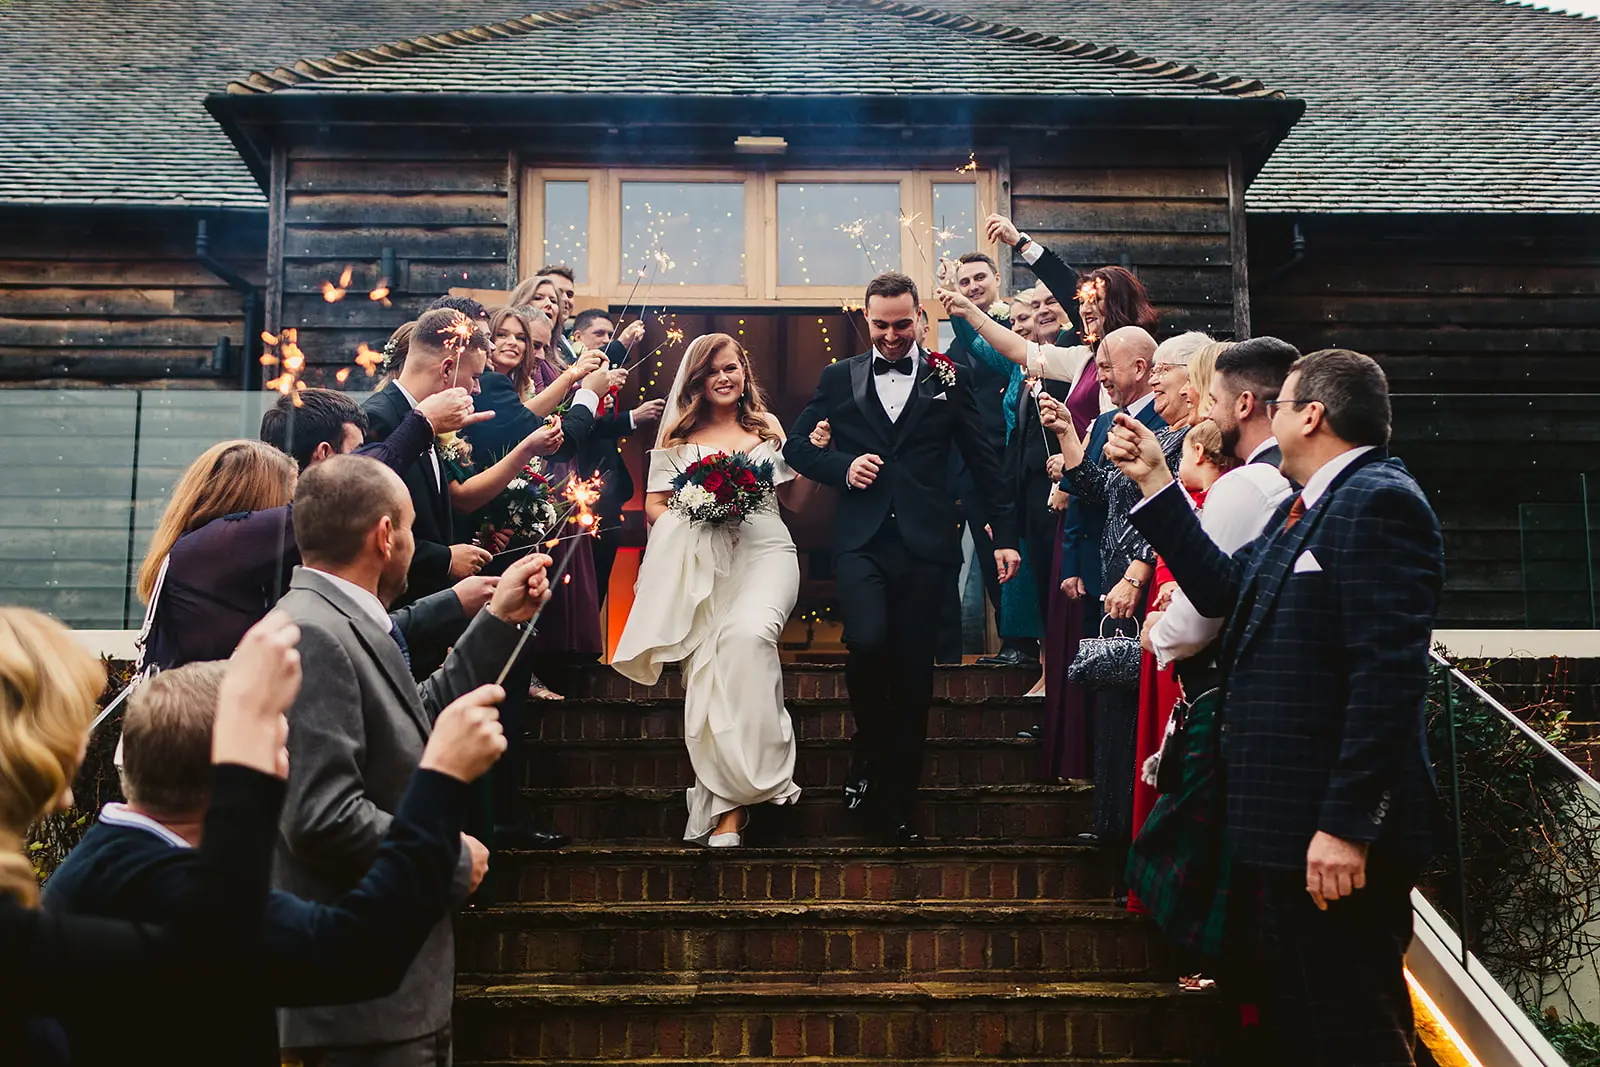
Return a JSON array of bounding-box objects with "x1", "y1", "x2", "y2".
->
[{"x1": 676, "y1": 484, "x2": 717, "y2": 512}]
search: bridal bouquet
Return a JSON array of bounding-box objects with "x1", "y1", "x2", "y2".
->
[
  {"x1": 669, "y1": 452, "x2": 774, "y2": 528},
  {"x1": 481, "y1": 461, "x2": 559, "y2": 549}
]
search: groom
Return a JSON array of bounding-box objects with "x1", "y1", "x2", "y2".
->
[{"x1": 787, "y1": 271, "x2": 1020, "y2": 845}]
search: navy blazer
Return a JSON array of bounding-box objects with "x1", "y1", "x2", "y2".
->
[
  {"x1": 1059, "y1": 402, "x2": 1167, "y2": 600},
  {"x1": 1131, "y1": 450, "x2": 1445, "y2": 873}
]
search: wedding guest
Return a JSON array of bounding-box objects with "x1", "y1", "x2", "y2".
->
[
  {"x1": 0, "y1": 609, "x2": 297, "y2": 1065},
  {"x1": 425, "y1": 294, "x2": 490, "y2": 324},
  {"x1": 538, "y1": 263, "x2": 579, "y2": 358},
  {"x1": 1045, "y1": 324, "x2": 1175, "y2": 850},
  {"x1": 274, "y1": 456, "x2": 553, "y2": 1067},
  {"x1": 489, "y1": 304, "x2": 606, "y2": 418},
  {"x1": 1183, "y1": 339, "x2": 1232, "y2": 420},
  {"x1": 43, "y1": 659, "x2": 509, "y2": 1067},
  {"x1": 1111, "y1": 349, "x2": 1444, "y2": 1066},
  {"x1": 506, "y1": 275, "x2": 563, "y2": 332},
  {"x1": 374, "y1": 321, "x2": 415, "y2": 386}
]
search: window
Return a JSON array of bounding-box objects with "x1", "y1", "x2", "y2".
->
[{"x1": 521, "y1": 167, "x2": 998, "y2": 307}]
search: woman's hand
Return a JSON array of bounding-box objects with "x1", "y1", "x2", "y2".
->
[
  {"x1": 523, "y1": 422, "x2": 564, "y2": 457},
  {"x1": 1039, "y1": 393, "x2": 1085, "y2": 465},
  {"x1": 935, "y1": 287, "x2": 981, "y2": 324},
  {"x1": 1105, "y1": 578, "x2": 1141, "y2": 619},
  {"x1": 566, "y1": 351, "x2": 606, "y2": 382},
  {"x1": 809, "y1": 419, "x2": 833, "y2": 449},
  {"x1": 1154, "y1": 581, "x2": 1178, "y2": 612},
  {"x1": 1045, "y1": 454, "x2": 1066, "y2": 482},
  {"x1": 1048, "y1": 487, "x2": 1069, "y2": 512}
]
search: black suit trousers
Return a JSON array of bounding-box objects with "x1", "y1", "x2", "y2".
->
[
  {"x1": 1089, "y1": 605, "x2": 1142, "y2": 842},
  {"x1": 1248, "y1": 859, "x2": 1417, "y2": 1066},
  {"x1": 835, "y1": 520, "x2": 948, "y2": 824}
]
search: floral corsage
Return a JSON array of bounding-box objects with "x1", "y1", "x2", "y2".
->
[
  {"x1": 435, "y1": 432, "x2": 472, "y2": 483},
  {"x1": 669, "y1": 452, "x2": 775, "y2": 528},
  {"x1": 924, "y1": 350, "x2": 958, "y2": 389}
]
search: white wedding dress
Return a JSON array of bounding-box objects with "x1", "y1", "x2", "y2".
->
[{"x1": 612, "y1": 438, "x2": 802, "y2": 843}]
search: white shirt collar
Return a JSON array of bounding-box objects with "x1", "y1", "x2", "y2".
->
[
  {"x1": 871, "y1": 344, "x2": 921, "y2": 369},
  {"x1": 1246, "y1": 436, "x2": 1280, "y2": 463},
  {"x1": 393, "y1": 380, "x2": 421, "y2": 410},
  {"x1": 1124, "y1": 390, "x2": 1156, "y2": 418},
  {"x1": 98, "y1": 803, "x2": 193, "y2": 850},
  {"x1": 307, "y1": 567, "x2": 394, "y2": 633},
  {"x1": 1300, "y1": 445, "x2": 1377, "y2": 508}
]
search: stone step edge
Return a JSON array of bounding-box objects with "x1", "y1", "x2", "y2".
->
[
  {"x1": 520, "y1": 784, "x2": 1091, "y2": 801},
  {"x1": 456, "y1": 980, "x2": 1206, "y2": 1007},
  {"x1": 491, "y1": 843, "x2": 1105, "y2": 860},
  {"x1": 464, "y1": 902, "x2": 1132, "y2": 925},
  {"x1": 458, "y1": 1059, "x2": 1195, "y2": 1067},
  {"x1": 536, "y1": 697, "x2": 1043, "y2": 709},
  {"x1": 528, "y1": 736, "x2": 1039, "y2": 749}
]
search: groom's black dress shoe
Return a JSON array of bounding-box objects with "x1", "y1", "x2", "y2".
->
[
  {"x1": 882, "y1": 823, "x2": 925, "y2": 847},
  {"x1": 975, "y1": 647, "x2": 1040, "y2": 669},
  {"x1": 496, "y1": 824, "x2": 570, "y2": 850}
]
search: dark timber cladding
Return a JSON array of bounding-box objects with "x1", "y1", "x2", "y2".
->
[
  {"x1": 272, "y1": 145, "x2": 511, "y2": 382},
  {"x1": 1009, "y1": 155, "x2": 1236, "y2": 340},
  {"x1": 0, "y1": 206, "x2": 265, "y2": 383},
  {"x1": 1251, "y1": 213, "x2": 1600, "y2": 628}
]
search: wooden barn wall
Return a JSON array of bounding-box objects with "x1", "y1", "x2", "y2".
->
[
  {"x1": 273, "y1": 146, "x2": 511, "y2": 383},
  {"x1": 1008, "y1": 151, "x2": 1238, "y2": 341},
  {"x1": 1249, "y1": 213, "x2": 1600, "y2": 628},
  {"x1": 0, "y1": 206, "x2": 265, "y2": 384}
]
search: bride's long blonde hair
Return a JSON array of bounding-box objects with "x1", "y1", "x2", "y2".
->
[
  {"x1": 0, "y1": 608, "x2": 106, "y2": 905},
  {"x1": 661, "y1": 333, "x2": 781, "y2": 447}
]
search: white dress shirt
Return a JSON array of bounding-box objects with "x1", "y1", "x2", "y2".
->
[
  {"x1": 307, "y1": 567, "x2": 394, "y2": 634},
  {"x1": 393, "y1": 380, "x2": 442, "y2": 492},
  {"x1": 1124, "y1": 390, "x2": 1156, "y2": 419},
  {"x1": 98, "y1": 803, "x2": 192, "y2": 849},
  {"x1": 871, "y1": 344, "x2": 920, "y2": 423},
  {"x1": 1299, "y1": 445, "x2": 1376, "y2": 508},
  {"x1": 1144, "y1": 437, "x2": 1294, "y2": 667}
]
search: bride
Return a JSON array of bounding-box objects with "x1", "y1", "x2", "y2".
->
[{"x1": 613, "y1": 333, "x2": 820, "y2": 847}]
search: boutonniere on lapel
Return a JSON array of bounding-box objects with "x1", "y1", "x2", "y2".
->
[
  {"x1": 435, "y1": 431, "x2": 472, "y2": 482},
  {"x1": 923, "y1": 350, "x2": 958, "y2": 389}
]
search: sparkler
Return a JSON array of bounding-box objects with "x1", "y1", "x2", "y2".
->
[
  {"x1": 899, "y1": 212, "x2": 932, "y2": 270},
  {"x1": 622, "y1": 325, "x2": 685, "y2": 375},
  {"x1": 260, "y1": 328, "x2": 307, "y2": 405},
  {"x1": 839, "y1": 219, "x2": 878, "y2": 275},
  {"x1": 322, "y1": 265, "x2": 354, "y2": 303},
  {"x1": 493, "y1": 474, "x2": 604, "y2": 686}
]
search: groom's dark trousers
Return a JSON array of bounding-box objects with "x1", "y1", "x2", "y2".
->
[{"x1": 786, "y1": 348, "x2": 1015, "y2": 829}]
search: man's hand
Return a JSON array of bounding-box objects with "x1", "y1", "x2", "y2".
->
[
  {"x1": 1047, "y1": 487, "x2": 1069, "y2": 512},
  {"x1": 1045, "y1": 454, "x2": 1066, "y2": 482},
  {"x1": 489, "y1": 551, "x2": 553, "y2": 624},
  {"x1": 617, "y1": 320, "x2": 646, "y2": 349},
  {"x1": 995, "y1": 548, "x2": 1021, "y2": 585},
  {"x1": 985, "y1": 214, "x2": 1022, "y2": 247},
  {"x1": 846, "y1": 453, "x2": 883, "y2": 490},
  {"x1": 631, "y1": 398, "x2": 666, "y2": 426},
  {"x1": 1141, "y1": 610, "x2": 1164, "y2": 653},
  {"x1": 449, "y1": 543, "x2": 491, "y2": 579},
  {"x1": 1060, "y1": 576, "x2": 1086, "y2": 601},
  {"x1": 421, "y1": 685, "x2": 507, "y2": 782},
  {"x1": 936, "y1": 257, "x2": 958, "y2": 289},
  {"x1": 523, "y1": 422, "x2": 564, "y2": 457},
  {"x1": 1040, "y1": 394, "x2": 1085, "y2": 465},
  {"x1": 215, "y1": 610, "x2": 301, "y2": 778},
  {"x1": 580, "y1": 364, "x2": 614, "y2": 395},
  {"x1": 605, "y1": 367, "x2": 628, "y2": 392},
  {"x1": 934, "y1": 287, "x2": 980, "y2": 323},
  {"x1": 567, "y1": 351, "x2": 606, "y2": 381},
  {"x1": 1103, "y1": 414, "x2": 1174, "y2": 498},
  {"x1": 416, "y1": 387, "x2": 491, "y2": 434},
  {"x1": 809, "y1": 419, "x2": 833, "y2": 448},
  {"x1": 1306, "y1": 831, "x2": 1369, "y2": 911},
  {"x1": 451, "y1": 575, "x2": 499, "y2": 617},
  {"x1": 1105, "y1": 579, "x2": 1141, "y2": 619},
  {"x1": 461, "y1": 833, "x2": 490, "y2": 894}
]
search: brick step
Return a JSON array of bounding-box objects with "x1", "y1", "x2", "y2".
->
[
  {"x1": 459, "y1": 1059, "x2": 1193, "y2": 1067},
  {"x1": 496, "y1": 844, "x2": 1121, "y2": 905},
  {"x1": 520, "y1": 737, "x2": 1040, "y2": 790},
  {"x1": 524, "y1": 784, "x2": 1090, "y2": 844},
  {"x1": 453, "y1": 980, "x2": 1217, "y2": 1063},
  {"x1": 565, "y1": 664, "x2": 1040, "y2": 703},
  {"x1": 459, "y1": 901, "x2": 1164, "y2": 984},
  {"x1": 530, "y1": 700, "x2": 1042, "y2": 743}
]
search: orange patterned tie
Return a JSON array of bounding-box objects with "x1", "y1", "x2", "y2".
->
[{"x1": 1282, "y1": 493, "x2": 1307, "y2": 531}]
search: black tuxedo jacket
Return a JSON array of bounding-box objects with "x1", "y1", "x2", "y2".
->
[
  {"x1": 1007, "y1": 379, "x2": 1071, "y2": 494},
  {"x1": 1131, "y1": 450, "x2": 1444, "y2": 873},
  {"x1": 363, "y1": 382, "x2": 453, "y2": 605},
  {"x1": 785, "y1": 350, "x2": 1017, "y2": 564}
]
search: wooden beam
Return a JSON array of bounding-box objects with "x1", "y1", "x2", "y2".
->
[
  {"x1": 1227, "y1": 148, "x2": 1251, "y2": 339},
  {"x1": 266, "y1": 145, "x2": 287, "y2": 338},
  {"x1": 506, "y1": 150, "x2": 522, "y2": 292}
]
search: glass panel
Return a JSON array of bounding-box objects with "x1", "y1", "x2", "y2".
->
[
  {"x1": 932, "y1": 183, "x2": 979, "y2": 261},
  {"x1": 620, "y1": 181, "x2": 745, "y2": 287},
  {"x1": 776, "y1": 182, "x2": 901, "y2": 287},
  {"x1": 542, "y1": 180, "x2": 589, "y2": 284}
]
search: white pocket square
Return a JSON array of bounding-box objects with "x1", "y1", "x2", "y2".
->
[
  {"x1": 931, "y1": 391, "x2": 948, "y2": 401},
  {"x1": 1293, "y1": 550, "x2": 1323, "y2": 574}
]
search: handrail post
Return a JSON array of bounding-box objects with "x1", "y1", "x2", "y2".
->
[{"x1": 1443, "y1": 667, "x2": 1472, "y2": 966}]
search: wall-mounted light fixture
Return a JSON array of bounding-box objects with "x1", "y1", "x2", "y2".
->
[{"x1": 379, "y1": 247, "x2": 399, "y2": 292}]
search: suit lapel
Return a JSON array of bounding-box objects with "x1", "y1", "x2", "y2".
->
[
  {"x1": 892, "y1": 357, "x2": 939, "y2": 447},
  {"x1": 849, "y1": 354, "x2": 895, "y2": 447}
]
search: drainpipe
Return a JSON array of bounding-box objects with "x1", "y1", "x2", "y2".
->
[
  {"x1": 1258, "y1": 221, "x2": 1307, "y2": 287},
  {"x1": 196, "y1": 218, "x2": 263, "y2": 389}
]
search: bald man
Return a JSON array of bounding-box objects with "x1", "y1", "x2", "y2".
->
[{"x1": 1047, "y1": 325, "x2": 1175, "y2": 853}]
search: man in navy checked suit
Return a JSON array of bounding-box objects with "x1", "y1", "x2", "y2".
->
[{"x1": 1108, "y1": 349, "x2": 1443, "y2": 1066}]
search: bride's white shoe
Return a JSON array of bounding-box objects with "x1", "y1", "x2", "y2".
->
[{"x1": 706, "y1": 809, "x2": 748, "y2": 848}]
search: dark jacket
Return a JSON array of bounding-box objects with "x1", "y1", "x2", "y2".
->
[
  {"x1": 362, "y1": 383, "x2": 456, "y2": 606},
  {"x1": 1131, "y1": 451, "x2": 1444, "y2": 872},
  {"x1": 1059, "y1": 402, "x2": 1169, "y2": 598},
  {"x1": 784, "y1": 349, "x2": 1016, "y2": 563},
  {"x1": 42, "y1": 771, "x2": 467, "y2": 1067}
]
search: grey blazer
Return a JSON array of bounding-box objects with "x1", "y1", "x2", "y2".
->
[{"x1": 273, "y1": 567, "x2": 522, "y2": 1048}]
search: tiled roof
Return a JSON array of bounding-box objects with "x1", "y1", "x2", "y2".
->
[
  {"x1": 3, "y1": 0, "x2": 1598, "y2": 212},
  {"x1": 223, "y1": 0, "x2": 1281, "y2": 100}
]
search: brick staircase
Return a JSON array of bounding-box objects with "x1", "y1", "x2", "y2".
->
[{"x1": 454, "y1": 665, "x2": 1218, "y2": 1065}]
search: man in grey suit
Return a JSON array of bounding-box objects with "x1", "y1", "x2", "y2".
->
[{"x1": 274, "y1": 454, "x2": 552, "y2": 1066}]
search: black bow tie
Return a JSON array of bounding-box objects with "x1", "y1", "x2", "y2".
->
[{"x1": 873, "y1": 355, "x2": 913, "y2": 376}]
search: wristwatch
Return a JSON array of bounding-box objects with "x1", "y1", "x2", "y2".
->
[
  {"x1": 1015, "y1": 232, "x2": 1033, "y2": 252},
  {"x1": 1122, "y1": 575, "x2": 1145, "y2": 590}
]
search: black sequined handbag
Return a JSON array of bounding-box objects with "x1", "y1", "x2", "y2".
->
[{"x1": 1067, "y1": 614, "x2": 1143, "y2": 691}]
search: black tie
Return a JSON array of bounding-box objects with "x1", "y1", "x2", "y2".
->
[
  {"x1": 388, "y1": 622, "x2": 411, "y2": 673},
  {"x1": 874, "y1": 355, "x2": 913, "y2": 376}
]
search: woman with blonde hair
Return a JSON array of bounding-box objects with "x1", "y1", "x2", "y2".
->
[
  {"x1": 0, "y1": 608, "x2": 299, "y2": 1058},
  {"x1": 614, "y1": 334, "x2": 819, "y2": 847},
  {"x1": 1183, "y1": 339, "x2": 1233, "y2": 421}
]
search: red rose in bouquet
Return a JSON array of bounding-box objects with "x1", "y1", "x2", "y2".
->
[
  {"x1": 668, "y1": 450, "x2": 779, "y2": 528},
  {"x1": 737, "y1": 468, "x2": 758, "y2": 490},
  {"x1": 703, "y1": 471, "x2": 727, "y2": 496}
]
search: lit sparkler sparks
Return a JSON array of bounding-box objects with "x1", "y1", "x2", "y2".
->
[
  {"x1": 899, "y1": 212, "x2": 931, "y2": 269},
  {"x1": 838, "y1": 219, "x2": 878, "y2": 274},
  {"x1": 956, "y1": 151, "x2": 980, "y2": 174},
  {"x1": 260, "y1": 327, "x2": 308, "y2": 405},
  {"x1": 355, "y1": 342, "x2": 385, "y2": 376},
  {"x1": 321, "y1": 265, "x2": 354, "y2": 303}
]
